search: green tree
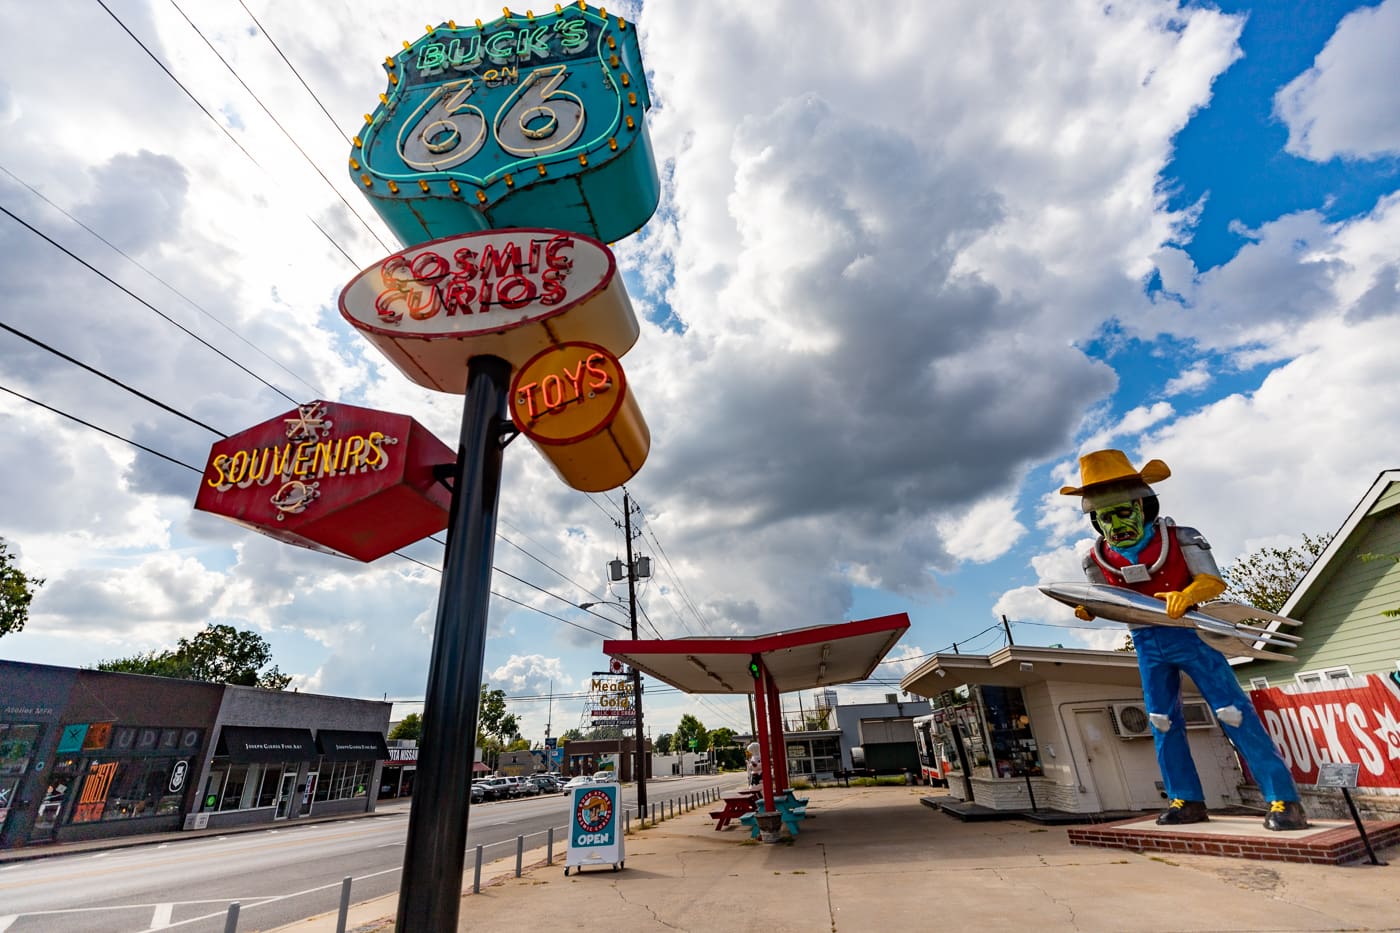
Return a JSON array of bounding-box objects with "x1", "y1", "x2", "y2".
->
[
  {"x1": 560, "y1": 728, "x2": 584, "y2": 741},
  {"x1": 655, "y1": 732, "x2": 673, "y2": 754},
  {"x1": 708, "y1": 727, "x2": 736, "y2": 749},
  {"x1": 1222, "y1": 533, "x2": 1331, "y2": 613},
  {"x1": 95, "y1": 623, "x2": 291, "y2": 688},
  {"x1": 506, "y1": 737, "x2": 532, "y2": 751},
  {"x1": 0, "y1": 538, "x2": 44, "y2": 639},
  {"x1": 476, "y1": 686, "x2": 520, "y2": 745},
  {"x1": 388, "y1": 713, "x2": 422, "y2": 742},
  {"x1": 674, "y1": 713, "x2": 709, "y2": 752}
]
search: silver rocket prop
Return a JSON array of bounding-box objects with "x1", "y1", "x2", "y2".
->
[{"x1": 1038, "y1": 582, "x2": 1303, "y2": 662}]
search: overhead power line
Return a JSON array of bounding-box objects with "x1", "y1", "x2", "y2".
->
[
  {"x1": 94, "y1": 0, "x2": 360, "y2": 269},
  {"x1": 0, "y1": 162, "x2": 326, "y2": 401},
  {"x1": 0, "y1": 320, "x2": 227, "y2": 437},
  {"x1": 0, "y1": 202, "x2": 300, "y2": 405},
  {"x1": 167, "y1": 0, "x2": 396, "y2": 255}
]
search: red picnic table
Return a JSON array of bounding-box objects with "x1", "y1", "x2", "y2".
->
[{"x1": 709, "y1": 794, "x2": 756, "y2": 830}]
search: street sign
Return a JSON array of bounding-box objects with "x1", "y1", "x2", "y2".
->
[{"x1": 565, "y1": 782, "x2": 624, "y2": 875}]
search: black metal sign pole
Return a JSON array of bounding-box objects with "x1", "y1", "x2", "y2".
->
[{"x1": 396, "y1": 354, "x2": 511, "y2": 932}]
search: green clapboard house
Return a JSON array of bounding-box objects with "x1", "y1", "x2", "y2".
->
[{"x1": 1235, "y1": 469, "x2": 1400, "y2": 689}]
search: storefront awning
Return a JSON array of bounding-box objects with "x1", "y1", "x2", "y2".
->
[
  {"x1": 218, "y1": 725, "x2": 317, "y2": 763},
  {"x1": 317, "y1": 729, "x2": 390, "y2": 761}
]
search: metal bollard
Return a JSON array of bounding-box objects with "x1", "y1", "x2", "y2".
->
[
  {"x1": 548, "y1": 826, "x2": 555, "y2": 864},
  {"x1": 335, "y1": 876, "x2": 352, "y2": 933},
  {"x1": 624, "y1": 811, "x2": 630, "y2": 835},
  {"x1": 515, "y1": 834, "x2": 524, "y2": 877},
  {"x1": 473, "y1": 844, "x2": 483, "y2": 894},
  {"x1": 223, "y1": 902, "x2": 240, "y2": 933}
]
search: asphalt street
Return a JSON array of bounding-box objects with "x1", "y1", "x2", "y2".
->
[{"x1": 0, "y1": 775, "x2": 727, "y2": 933}]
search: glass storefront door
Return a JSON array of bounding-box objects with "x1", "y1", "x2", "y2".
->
[{"x1": 274, "y1": 772, "x2": 297, "y2": 819}]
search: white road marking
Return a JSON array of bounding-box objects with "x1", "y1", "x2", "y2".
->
[
  {"x1": 149, "y1": 902, "x2": 173, "y2": 928},
  {"x1": 0, "y1": 915, "x2": 16, "y2": 932}
]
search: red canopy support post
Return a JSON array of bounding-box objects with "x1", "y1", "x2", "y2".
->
[
  {"x1": 765, "y1": 672, "x2": 789, "y2": 792},
  {"x1": 750, "y1": 659, "x2": 776, "y2": 813}
]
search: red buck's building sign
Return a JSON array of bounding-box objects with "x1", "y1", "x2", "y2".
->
[
  {"x1": 1251, "y1": 673, "x2": 1400, "y2": 789},
  {"x1": 194, "y1": 401, "x2": 454, "y2": 562}
]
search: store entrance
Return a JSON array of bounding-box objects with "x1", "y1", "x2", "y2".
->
[{"x1": 274, "y1": 773, "x2": 297, "y2": 819}]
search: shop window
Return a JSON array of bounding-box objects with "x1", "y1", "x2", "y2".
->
[
  {"x1": 0, "y1": 722, "x2": 40, "y2": 778},
  {"x1": 314, "y1": 760, "x2": 371, "y2": 802},
  {"x1": 255, "y1": 765, "x2": 286, "y2": 808},
  {"x1": 84, "y1": 757, "x2": 185, "y2": 821},
  {"x1": 219, "y1": 766, "x2": 251, "y2": 811},
  {"x1": 978, "y1": 686, "x2": 1042, "y2": 778}
]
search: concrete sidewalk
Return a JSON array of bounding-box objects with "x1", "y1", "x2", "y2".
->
[{"x1": 278, "y1": 785, "x2": 1400, "y2": 933}]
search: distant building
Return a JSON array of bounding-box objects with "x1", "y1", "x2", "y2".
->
[{"x1": 1, "y1": 660, "x2": 389, "y2": 850}]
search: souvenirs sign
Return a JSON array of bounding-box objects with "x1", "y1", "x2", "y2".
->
[
  {"x1": 339, "y1": 229, "x2": 639, "y2": 394},
  {"x1": 510, "y1": 341, "x2": 648, "y2": 491},
  {"x1": 353, "y1": 4, "x2": 658, "y2": 244},
  {"x1": 194, "y1": 401, "x2": 454, "y2": 562}
]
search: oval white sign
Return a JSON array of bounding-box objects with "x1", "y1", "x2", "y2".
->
[{"x1": 339, "y1": 227, "x2": 639, "y2": 394}]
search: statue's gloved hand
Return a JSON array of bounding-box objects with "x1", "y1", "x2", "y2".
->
[
  {"x1": 1074, "y1": 605, "x2": 1094, "y2": 621},
  {"x1": 1154, "y1": 573, "x2": 1227, "y2": 620}
]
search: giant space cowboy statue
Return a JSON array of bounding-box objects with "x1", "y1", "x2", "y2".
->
[{"x1": 1055, "y1": 449, "x2": 1308, "y2": 831}]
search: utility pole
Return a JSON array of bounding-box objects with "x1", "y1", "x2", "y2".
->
[{"x1": 623, "y1": 491, "x2": 648, "y2": 810}]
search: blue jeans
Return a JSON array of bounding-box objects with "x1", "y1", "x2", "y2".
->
[{"x1": 1133, "y1": 626, "x2": 1298, "y2": 803}]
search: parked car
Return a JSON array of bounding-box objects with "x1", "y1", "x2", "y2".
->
[
  {"x1": 475, "y1": 777, "x2": 512, "y2": 801},
  {"x1": 529, "y1": 774, "x2": 560, "y2": 794},
  {"x1": 591, "y1": 770, "x2": 617, "y2": 783},
  {"x1": 512, "y1": 776, "x2": 540, "y2": 797},
  {"x1": 562, "y1": 774, "x2": 593, "y2": 794},
  {"x1": 470, "y1": 781, "x2": 487, "y2": 803}
]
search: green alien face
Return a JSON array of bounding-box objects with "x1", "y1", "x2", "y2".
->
[{"x1": 1094, "y1": 499, "x2": 1146, "y2": 548}]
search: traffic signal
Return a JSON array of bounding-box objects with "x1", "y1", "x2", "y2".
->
[{"x1": 748, "y1": 655, "x2": 762, "y2": 680}]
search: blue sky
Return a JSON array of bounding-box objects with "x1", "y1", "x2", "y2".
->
[{"x1": 1, "y1": 0, "x2": 1398, "y2": 743}]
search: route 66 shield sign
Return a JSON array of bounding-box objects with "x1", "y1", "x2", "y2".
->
[{"x1": 353, "y1": 4, "x2": 659, "y2": 244}]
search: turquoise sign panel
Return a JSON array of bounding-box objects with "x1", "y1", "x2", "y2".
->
[{"x1": 354, "y1": 4, "x2": 659, "y2": 244}]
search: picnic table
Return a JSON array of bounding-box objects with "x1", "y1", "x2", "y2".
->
[
  {"x1": 708, "y1": 794, "x2": 756, "y2": 831},
  {"x1": 737, "y1": 787, "x2": 810, "y2": 838}
]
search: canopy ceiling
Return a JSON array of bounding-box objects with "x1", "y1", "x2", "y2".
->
[{"x1": 603, "y1": 613, "x2": 909, "y2": 695}]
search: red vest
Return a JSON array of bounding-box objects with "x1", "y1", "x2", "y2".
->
[{"x1": 1091, "y1": 524, "x2": 1193, "y2": 596}]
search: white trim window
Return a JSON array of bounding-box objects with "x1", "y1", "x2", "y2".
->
[
  {"x1": 1295, "y1": 666, "x2": 1353, "y2": 687},
  {"x1": 1248, "y1": 677, "x2": 1269, "y2": 690}
]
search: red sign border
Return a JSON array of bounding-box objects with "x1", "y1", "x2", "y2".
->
[
  {"x1": 510, "y1": 341, "x2": 629, "y2": 447},
  {"x1": 338, "y1": 227, "x2": 617, "y2": 342}
]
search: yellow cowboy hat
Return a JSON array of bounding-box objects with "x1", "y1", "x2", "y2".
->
[{"x1": 1059, "y1": 449, "x2": 1171, "y2": 510}]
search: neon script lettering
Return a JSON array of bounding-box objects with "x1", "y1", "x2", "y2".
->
[
  {"x1": 375, "y1": 235, "x2": 573, "y2": 324},
  {"x1": 415, "y1": 20, "x2": 590, "y2": 77},
  {"x1": 515, "y1": 352, "x2": 611, "y2": 420},
  {"x1": 205, "y1": 432, "x2": 395, "y2": 491}
]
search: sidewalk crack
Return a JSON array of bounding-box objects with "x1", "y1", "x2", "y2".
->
[{"x1": 615, "y1": 879, "x2": 688, "y2": 932}]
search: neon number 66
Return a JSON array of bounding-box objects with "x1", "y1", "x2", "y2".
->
[
  {"x1": 397, "y1": 79, "x2": 487, "y2": 171},
  {"x1": 495, "y1": 65, "x2": 585, "y2": 157}
]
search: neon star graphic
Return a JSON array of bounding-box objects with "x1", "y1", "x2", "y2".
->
[
  {"x1": 1373, "y1": 706, "x2": 1400, "y2": 763},
  {"x1": 284, "y1": 403, "x2": 333, "y2": 441}
]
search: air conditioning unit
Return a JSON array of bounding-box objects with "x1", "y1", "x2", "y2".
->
[
  {"x1": 1109, "y1": 702, "x2": 1152, "y2": 737},
  {"x1": 1110, "y1": 701, "x2": 1215, "y2": 738}
]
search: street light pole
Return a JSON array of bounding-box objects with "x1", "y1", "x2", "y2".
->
[{"x1": 623, "y1": 491, "x2": 648, "y2": 811}]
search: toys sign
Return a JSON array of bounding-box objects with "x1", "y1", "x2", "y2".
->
[{"x1": 510, "y1": 341, "x2": 648, "y2": 491}]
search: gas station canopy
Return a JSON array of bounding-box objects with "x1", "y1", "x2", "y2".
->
[{"x1": 603, "y1": 613, "x2": 910, "y2": 695}]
